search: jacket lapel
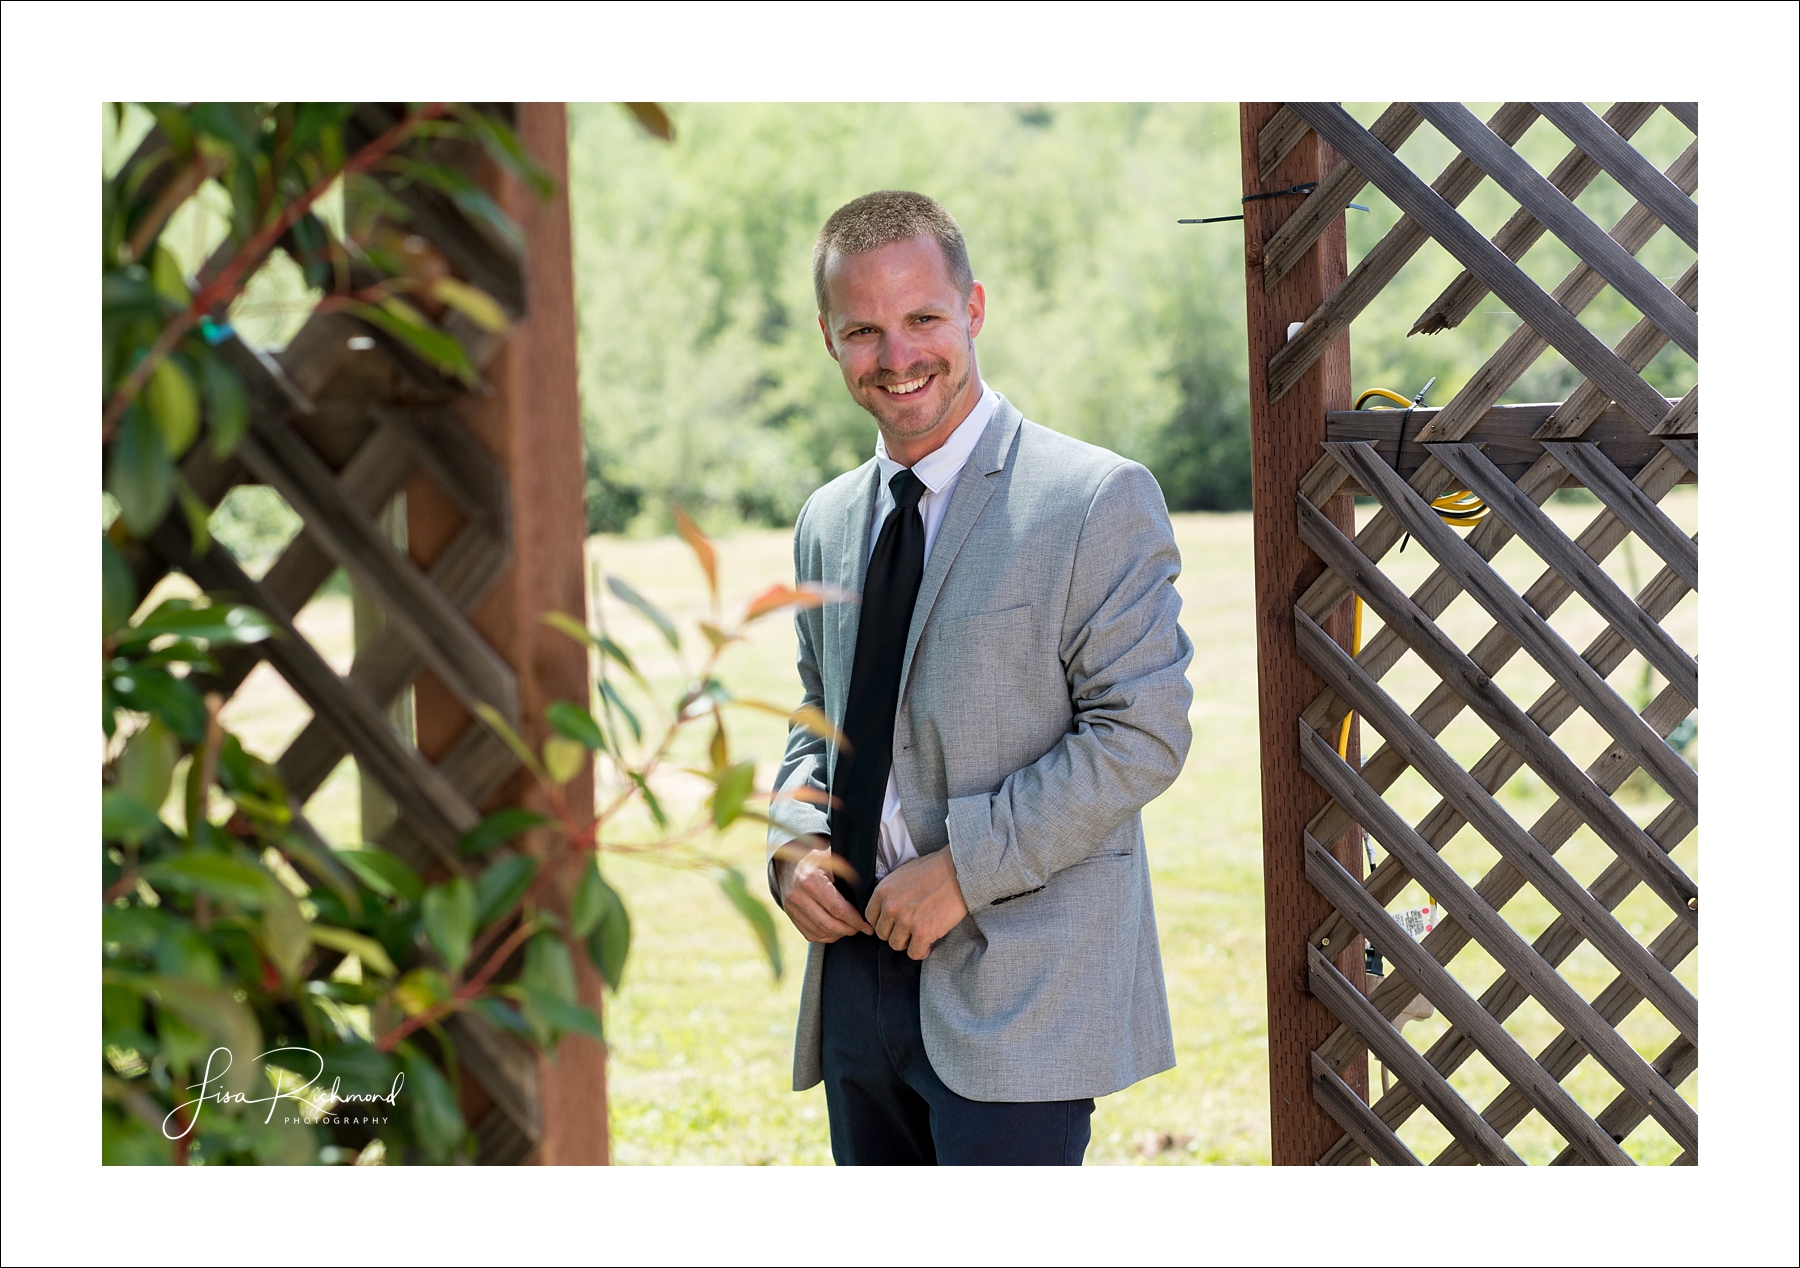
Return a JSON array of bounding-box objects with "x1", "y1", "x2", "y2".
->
[{"x1": 895, "y1": 397, "x2": 1023, "y2": 701}]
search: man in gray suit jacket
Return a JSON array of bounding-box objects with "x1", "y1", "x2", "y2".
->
[{"x1": 767, "y1": 190, "x2": 1193, "y2": 1165}]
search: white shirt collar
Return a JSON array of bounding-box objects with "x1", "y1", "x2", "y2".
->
[{"x1": 874, "y1": 381, "x2": 998, "y2": 492}]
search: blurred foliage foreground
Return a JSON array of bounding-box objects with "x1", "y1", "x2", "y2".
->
[{"x1": 101, "y1": 102, "x2": 801, "y2": 1164}]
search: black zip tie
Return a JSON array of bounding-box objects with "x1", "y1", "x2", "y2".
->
[
  {"x1": 1242, "y1": 181, "x2": 1319, "y2": 203},
  {"x1": 1179, "y1": 183, "x2": 1368, "y2": 225},
  {"x1": 1395, "y1": 377, "x2": 1436, "y2": 553}
]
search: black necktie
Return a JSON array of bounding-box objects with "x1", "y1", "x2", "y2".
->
[{"x1": 831, "y1": 469, "x2": 927, "y2": 912}]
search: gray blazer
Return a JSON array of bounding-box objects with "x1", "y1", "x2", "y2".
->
[{"x1": 767, "y1": 395, "x2": 1193, "y2": 1101}]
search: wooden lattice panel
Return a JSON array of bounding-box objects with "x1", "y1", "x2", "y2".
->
[
  {"x1": 118, "y1": 105, "x2": 542, "y2": 1164},
  {"x1": 1259, "y1": 103, "x2": 1698, "y2": 1164}
]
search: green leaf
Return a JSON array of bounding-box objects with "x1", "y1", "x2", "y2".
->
[
  {"x1": 472, "y1": 703, "x2": 547, "y2": 780},
  {"x1": 606, "y1": 575, "x2": 678, "y2": 648},
  {"x1": 122, "y1": 598, "x2": 275, "y2": 647},
  {"x1": 568, "y1": 855, "x2": 605, "y2": 938},
  {"x1": 453, "y1": 105, "x2": 556, "y2": 200},
  {"x1": 150, "y1": 243, "x2": 191, "y2": 306},
  {"x1": 337, "y1": 849, "x2": 424, "y2": 903},
  {"x1": 108, "y1": 405, "x2": 176, "y2": 537},
  {"x1": 716, "y1": 867, "x2": 782, "y2": 980},
  {"x1": 116, "y1": 716, "x2": 179, "y2": 809},
  {"x1": 102, "y1": 537, "x2": 138, "y2": 639},
  {"x1": 386, "y1": 156, "x2": 525, "y2": 253},
  {"x1": 469, "y1": 995, "x2": 532, "y2": 1039},
  {"x1": 104, "y1": 969, "x2": 261, "y2": 1095},
  {"x1": 103, "y1": 789, "x2": 166, "y2": 848},
  {"x1": 147, "y1": 357, "x2": 200, "y2": 457},
  {"x1": 260, "y1": 888, "x2": 310, "y2": 981},
  {"x1": 475, "y1": 853, "x2": 538, "y2": 927},
  {"x1": 107, "y1": 664, "x2": 206, "y2": 742},
  {"x1": 176, "y1": 478, "x2": 211, "y2": 557},
  {"x1": 215, "y1": 734, "x2": 290, "y2": 825},
  {"x1": 575, "y1": 862, "x2": 631, "y2": 993},
  {"x1": 600, "y1": 680, "x2": 642, "y2": 742},
  {"x1": 597, "y1": 634, "x2": 646, "y2": 684},
  {"x1": 542, "y1": 735, "x2": 588, "y2": 786},
  {"x1": 278, "y1": 831, "x2": 362, "y2": 920},
  {"x1": 154, "y1": 925, "x2": 222, "y2": 985},
  {"x1": 393, "y1": 967, "x2": 451, "y2": 1016},
  {"x1": 521, "y1": 930, "x2": 577, "y2": 1003},
  {"x1": 422, "y1": 877, "x2": 477, "y2": 973},
  {"x1": 397, "y1": 1044, "x2": 467, "y2": 1163},
  {"x1": 711, "y1": 759, "x2": 757, "y2": 829},
  {"x1": 288, "y1": 210, "x2": 334, "y2": 290},
  {"x1": 140, "y1": 852, "x2": 279, "y2": 908},
  {"x1": 458, "y1": 808, "x2": 547, "y2": 857},
  {"x1": 431, "y1": 277, "x2": 509, "y2": 333},
  {"x1": 540, "y1": 611, "x2": 598, "y2": 650},
  {"x1": 545, "y1": 700, "x2": 606, "y2": 751},
  {"x1": 629, "y1": 771, "x2": 667, "y2": 830},
  {"x1": 522, "y1": 989, "x2": 604, "y2": 1041},
  {"x1": 188, "y1": 101, "x2": 262, "y2": 157},
  {"x1": 201, "y1": 355, "x2": 249, "y2": 457},
  {"x1": 308, "y1": 925, "x2": 397, "y2": 978},
  {"x1": 351, "y1": 301, "x2": 478, "y2": 386}
]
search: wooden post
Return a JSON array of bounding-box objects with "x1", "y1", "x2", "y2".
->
[
  {"x1": 1239, "y1": 103, "x2": 1367, "y2": 1165},
  {"x1": 409, "y1": 103, "x2": 607, "y2": 1165}
]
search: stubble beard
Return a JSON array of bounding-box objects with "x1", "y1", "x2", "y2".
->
[{"x1": 859, "y1": 351, "x2": 974, "y2": 451}]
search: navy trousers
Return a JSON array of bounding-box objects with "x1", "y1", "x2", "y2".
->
[{"x1": 820, "y1": 933, "x2": 1094, "y2": 1165}]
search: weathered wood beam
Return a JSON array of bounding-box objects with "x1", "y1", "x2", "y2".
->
[{"x1": 1238, "y1": 101, "x2": 1367, "y2": 1166}]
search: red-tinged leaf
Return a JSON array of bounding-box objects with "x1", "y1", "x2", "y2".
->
[
  {"x1": 709, "y1": 715, "x2": 729, "y2": 770},
  {"x1": 622, "y1": 102, "x2": 675, "y2": 141},
  {"x1": 769, "y1": 837, "x2": 859, "y2": 882},
  {"x1": 774, "y1": 784, "x2": 839, "y2": 809},
  {"x1": 673, "y1": 507, "x2": 717, "y2": 600},
  {"x1": 743, "y1": 585, "x2": 811, "y2": 622},
  {"x1": 698, "y1": 621, "x2": 738, "y2": 651},
  {"x1": 743, "y1": 582, "x2": 857, "y2": 623}
]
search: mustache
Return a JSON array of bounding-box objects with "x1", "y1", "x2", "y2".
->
[{"x1": 859, "y1": 359, "x2": 950, "y2": 390}]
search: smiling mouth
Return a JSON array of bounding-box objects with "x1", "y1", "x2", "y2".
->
[{"x1": 880, "y1": 375, "x2": 933, "y2": 397}]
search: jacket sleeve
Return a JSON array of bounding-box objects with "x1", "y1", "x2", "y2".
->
[
  {"x1": 765, "y1": 500, "x2": 833, "y2": 906},
  {"x1": 945, "y1": 462, "x2": 1193, "y2": 909}
]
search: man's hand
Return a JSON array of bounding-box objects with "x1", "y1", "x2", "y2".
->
[
  {"x1": 775, "y1": 839, "x2": 873, "y2": 944},
  {"x1": 867, "y1": 849, "x2": 968, "y2": 961}
]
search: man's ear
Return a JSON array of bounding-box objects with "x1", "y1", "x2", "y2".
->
[
  {"x1": 965, "y1": 281, "x2": 987, "y2": 340},
  {"x1": 818, "y1": 313, "x2": 840, "y2": 363}
]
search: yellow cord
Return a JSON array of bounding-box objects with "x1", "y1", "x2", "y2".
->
[
  {"x1": 1354, "y1": 388, "x2": 1415, "y2": 410},
  {"x1": 1337, "y1": 594, "x2": 1363, "y2": 758},
  {"x1": 1354, "y1": 386, "x2": 1490, "y2": 526},
  {"x1": 1351, "y1": 386, "x2": 1450, "y2": 904}
]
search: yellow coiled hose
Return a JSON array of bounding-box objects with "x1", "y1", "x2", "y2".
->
[{"x1": 1337, "y1": 386, "x2": 1489, "y2": 760}]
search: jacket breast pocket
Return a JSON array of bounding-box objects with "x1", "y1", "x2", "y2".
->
[{"x1": 930, "y1": 604, "x2": 1033, "y2": 797}]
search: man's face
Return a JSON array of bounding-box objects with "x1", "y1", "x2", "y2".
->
[{"x1": 818, "y1": 235, "x2": 986, "y2": 452}]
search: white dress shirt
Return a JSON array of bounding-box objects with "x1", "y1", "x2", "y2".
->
[{"x1": 867, "y1": 382, "x2": 999, "y2": 879}]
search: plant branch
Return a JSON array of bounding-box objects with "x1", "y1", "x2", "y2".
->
[
  {"x1": 374, "y1": 916, "x2": 538, "y2": 1053},
  {"x1": 102, "y1": 103, "x2": 449, "y2": 441}
]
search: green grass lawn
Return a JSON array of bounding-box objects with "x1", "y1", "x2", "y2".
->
[{"x1": 229, "y1": 488, "x2": 1694, "y2": 1166}]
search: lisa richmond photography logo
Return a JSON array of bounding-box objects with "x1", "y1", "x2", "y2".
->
[{"x1": 163, "y1": 1046, "x2": 406, "y2": 1140}]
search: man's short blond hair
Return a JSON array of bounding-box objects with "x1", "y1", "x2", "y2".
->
[{"x1": 812, "y1": 190, "x2": 973, "y2": 317}]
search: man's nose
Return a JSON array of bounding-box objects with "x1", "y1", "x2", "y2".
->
[{"x1": 879, "y1": 326, "x2": 925, "y2": 371}]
